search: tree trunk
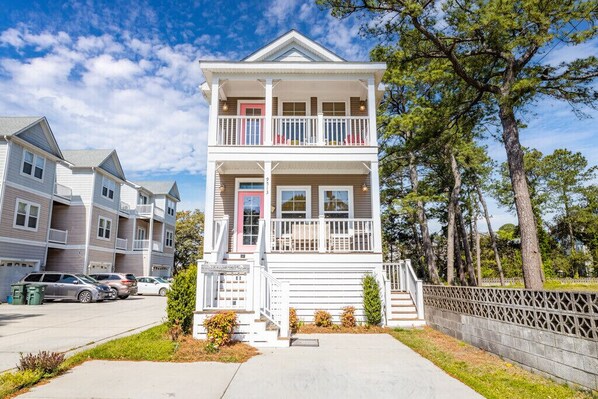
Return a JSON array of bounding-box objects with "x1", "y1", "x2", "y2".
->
[
  {"x1": 476, "y1": 185, "x2": 505, "y2": 285},
  {"x1": 455, "y1": 227, "x2": 466, "y2": 285},
  {"x1": 457, "y1": 203, "x2": 477, "y2": 285},
  {"x1": 499, "y1": 103, "x2": 543, "y2": 289},
  {"x1": 409, "y1": 152, "x2": 441, "y2": 284},
  {"x1": 446, "y1": 149, "x2": 462, "y2": 285},
  {"x1": 474, "y1": 215, "x2": 482, "y2": 285},
  {"x1": 563, "y1": 195, "x2": 575, "y2": 255}
]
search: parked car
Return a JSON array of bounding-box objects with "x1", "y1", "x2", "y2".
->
[
  {"x1": 21, "y1": 272, "x2": 112, "y2": 303},
  {"x1": 88, "y1": 273, "x2": 138, "y2": 299},
  {"x1": 137, "y1": 276, "x2": 170, "y2": 296}
]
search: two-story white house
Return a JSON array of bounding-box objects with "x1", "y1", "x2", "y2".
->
[{"x1": 193, "y1": 31, "x2": 424, "y2": 346}]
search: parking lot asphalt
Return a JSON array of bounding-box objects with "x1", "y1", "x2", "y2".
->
[
  {"x1": 17, "y1": 334, "x2": 483, "y2": 399},
  {"x1": 0, "y1": 295, "x2": 166, "y2": 372}
]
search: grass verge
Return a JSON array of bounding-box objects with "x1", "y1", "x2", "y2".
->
[
  {"x1": 489, "y1": 280, "x2": 598, "y2": 292},
  {"x1": 1, "y1": 324, "x2": 257, "y2": 399},
  {"x1": 296, "y1": 324, "x2": 388, "y2": 334},
  {"x1": 390, "y1": 327, "x2": 594, "y2": 399}
]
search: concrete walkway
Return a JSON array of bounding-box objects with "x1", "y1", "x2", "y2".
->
[{"x1": 18, "y1": 334, "x2": 483, "y2": 399}]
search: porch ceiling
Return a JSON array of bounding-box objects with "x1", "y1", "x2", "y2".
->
[
  {"x1": 218, "y1": 160, "x2": 371, "y2": 175},
  {"x1": 222, "y1": 80, "x2": 367, "y2": 99}
]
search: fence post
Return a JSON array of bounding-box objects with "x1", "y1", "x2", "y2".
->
[
  {"x1": 318, "y1": 215, "x2": 326, "y2": 253},
  {"x1": 280, "y1": 281, "x2": 291, "y2": 338},
  {"x1": 385, "y1": 279, "x2": 392, "y2": 326},
  {"x1": 416, "y1": 280, "x2": 424, "y2": 320}
]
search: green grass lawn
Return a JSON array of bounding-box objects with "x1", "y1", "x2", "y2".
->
[
  {"x1": 391, "y1": 327, "x2": 595, "y2": 399},
  {"x1": 488, "y1": 280, "x2": 598, "y2": 292}
]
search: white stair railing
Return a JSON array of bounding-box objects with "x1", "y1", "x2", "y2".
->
[
  {"x1": 212, "y1": 216, "x2": 229, "y2": 263},
  {"x1": 382, "y1": 261, "x2": 424, "y2": 320},
  {"x1": 259, "y1": 269, "x2": 289, "y2": 337}
]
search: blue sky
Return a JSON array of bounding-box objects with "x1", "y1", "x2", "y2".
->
[{"x1": 0, "y1": 0, "x2": 596, "y2": 229}]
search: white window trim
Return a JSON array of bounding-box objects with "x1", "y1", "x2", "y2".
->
[
  {"x1": 97, "y1": 216, "x2": 112, "y2": 241},
  {"x1": 165, "y1": 230, "x2": 174, "y2": 247},
  {"x1": 318, "y1": 186, "x2": 354, "y2": 218},
  {"x1": 278, "y1": 100, "x2": 311, "y2": 116},
  {"x1": 166, "y1": 199, "x2": 175, "y2": 216},
  {"x1": 233, "y1": 177, "x2": 264, "y2": 252},
  {"x1": 276, "y1": 185, "x2": 312, "y2": 219},
  {"x1": 236, "y1": 99, "x2": 266, "y2": 115},
  {"x1": 20, "y1": 149, "x2": 45, "y2": 182},
  {"x1": 13, "y1": 198, "x2": 41, "y2": 232},
  {"x1": 101, "y1": 176, "x2": 116, "y2": 201},
  {"x1": 318, "y1": 100, "x2": 349, "y2": 116},
  {"x1": 138, "y1": 193, "x2": 149, "y2": 205},
  {"x1": 137, "y1": 226, "x2": 147, "y2": 240}
]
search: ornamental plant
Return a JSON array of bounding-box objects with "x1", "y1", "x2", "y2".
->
[
  {"x1": 166, "y1": 264, "x2": 197, "y2": 334},
  {"x1": 362, "y1": 274, "x2": 382, "y2": 326},
  {"x1": 18, "y1": 351, "x2": 64, "y2": 374},
  {"x1": 340, "y1": 306, "x2": 356, "y2": 328},
  {"x1": 289, "y1": 307, "x2": 299, "y2": 333},
  {"x1": 203, "y1": 311, "x2": 238, "y2": 352},
  {"x1": 314, "y1": 310, "x2": 332, "y2": 327}
]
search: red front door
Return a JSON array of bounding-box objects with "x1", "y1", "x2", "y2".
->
[
  {"x1": 236, "y1": 191, "x2": 264, "y2": 252},
  {"x1": 240, "y1": 103, "x2": 265, "y2": 145}
]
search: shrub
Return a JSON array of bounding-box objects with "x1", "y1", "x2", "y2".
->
[
  {"x1": 314, "y1": 310, "x2": 332, "y2": 327},
  {"x1": 166, "y1": 264, "x2": 197, "y2": 334},
  {"x1": 340, "y1": 306, "x2": 357, "y2": 328},
  {"x1": 18, "y1": 351, "x2": 65, "y2": 374},
  {"x1": 289, "y1": 307, "x2": 299, "y2": 333},
  {"x1": 203, "y1": 311, "x2": 238, "y2": 351},
  {"x1": 0, "y1": 370, "x2": 44, "y2": 398},
  {"x1": 168, "y1": 320, "x2": 183, "y2": 341},
  {"x1": 362, "y1": 274, "x2": 382, "y2": 326}
]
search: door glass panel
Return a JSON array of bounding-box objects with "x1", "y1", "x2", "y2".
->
[
  {"x1": 244, "y1": 108, "x2": 262, "y2": 145},
  {"x1": 242, "y1": 195, "x2": 261, "y2": 246}
]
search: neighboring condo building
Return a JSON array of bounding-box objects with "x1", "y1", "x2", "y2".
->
[{"x1": 0, "y1": 117, "x2": 180, "y2": 300}]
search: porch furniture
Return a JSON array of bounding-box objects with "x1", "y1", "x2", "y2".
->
[{"x1": 292, "y1": 223, "x2": 318, "y2": 251}]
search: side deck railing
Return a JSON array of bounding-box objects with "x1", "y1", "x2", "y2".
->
[{"x1": 383, "y1": 261, "x2": 424, "y2": 320}]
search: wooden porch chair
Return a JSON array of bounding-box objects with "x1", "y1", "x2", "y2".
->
[{"x1": 292, "y1": 223, "x2": 318, "y2": 251}]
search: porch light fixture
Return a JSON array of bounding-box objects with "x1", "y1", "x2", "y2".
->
[
  {"x1": 219, "y1": 183, "x2": 225, "y2": 193},
  {"x1": 361, "y1": 182, "x2": 368, "y2": 192},
  {"x1": 359, "y1": 100, "x2": 366, "y2": 112},
  {"x1": 221, "y1": 101, "x2": 229, "y2": 112}
]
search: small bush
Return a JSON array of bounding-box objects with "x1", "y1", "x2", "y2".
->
[
  {"x1": 0, "y1": 369, "x2": 44, "y2": 398},
  {"x1": 314, "y1": 310, "x2": 332, "y2": 327},
  {"x1": 340, "y1": 306, "x2": 357, "y2": 328},
  {"x1": 289, "y1": 307, "x2": 300, "y2": 333},
  {"x1": 168, "y1": 320, "x2": 183, "y2": 341},
  {"x1": 18, "y1": 351, "x2": 65, "y2": 374},
  {"x1": 203, "y1": 311, "x2": 238, "y2": 350},
  {"x1": 362, "y1": 274, "x2": 382, "y2": 326},
  {"x1": 167, "y1": 265, "x2": 197, "y2": 334}
]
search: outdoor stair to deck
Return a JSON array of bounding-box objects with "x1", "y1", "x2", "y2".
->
[{"x1": 387, "y1": 291, "x2": 426, "y2": 328}]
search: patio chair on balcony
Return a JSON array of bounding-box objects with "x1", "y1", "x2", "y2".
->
[
  {"x1": 344, "y1": 133, "x2": 365, "y2": 145},
  {"x1": 292, "y1": 223, "x2": 318, "y2": 251}
]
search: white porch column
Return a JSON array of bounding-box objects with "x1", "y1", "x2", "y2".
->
[
  {"x1": 317, "y1": 113, "x2": 325, "y2": 145},
  {"x1": 203, "y1": 161, "x2": 216, "y2": 258},
  {"x1": 264, "y1": 78, "x2": 273, "y2": 145},
  {"x1": 208, "y1": 77, "x2": 220, "y2": 146},
  {"x1": 367, "y1": 76, "x2": 377, "y2": 147},
  {"x1": 147, "y1": 211, "x2": 154, "y2": 276},
  {"x1": 370, "y1": 161, "x2": 383, "y2": 253},
  {"x1": 264, "y1": 161, "x2": 272, "y2": 252}
]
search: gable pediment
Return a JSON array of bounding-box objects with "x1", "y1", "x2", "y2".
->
[
  {"x1": 16, "y1": 118, "x2": 63, "y2": 159},
  {"x1": 99, "y1": 151, "x2": 126, "y2": 181}
]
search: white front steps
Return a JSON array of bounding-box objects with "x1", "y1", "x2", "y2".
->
[{"x1": 387, "y1": 291, "x2": 426, "y2": 328}]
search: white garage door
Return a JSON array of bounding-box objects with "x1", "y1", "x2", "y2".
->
[
  {"x1": 88, "y1": 262, "x2": 112, "y2": 275},
  {"x1": 0, "y1": 261, "x2": 37, "y2": 301}
]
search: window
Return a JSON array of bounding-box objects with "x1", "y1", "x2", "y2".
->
[
  {"x1": 24, "y1": 274, "x2": 42, "y2": 282},
  {"x1": 59, "y1": 274, "x2": 78, "y2": 284},
  {"x1": 165, "y1": 230, "x2": 174, "y2": 247},
  {"x1": 282, "y1": 102, "x2": 306, "y2": 116},
  {"x1": 138, "y1": 193, "x2": 149, "y2": 205},
  {"x1": 322, "y1": 102, "x2": 346, "y2": 116},
  {"x1": 319, "y1": 187, "x2": 353, "y2": 219},
  {"x1": 239, "y1": 182, "x2": 264, "y2": 190},
  {"x1": 277, "y1": 187, "x2": 311, "y2": 219},
  {"x1": 102, "y1": 177, "x2": 115, "y2": 200},
  {"x1": 14, "y1": 199, "x2": 40, "y2": 231},
  {"x1": 42, "y1": 274, "x2": 61, "y2": 283},
  {"x1": 21, "y1": 150, "x2": 45, "y2": 180},
  {"x1": 137, "y1": 227, "x2": 146, "y2": 240},
  {"x1": 97, "y1": 216, "x2": 112, "y2": 240},
  {"x1": 166, "y1": 199, "x2": 175, "y2": 216}
]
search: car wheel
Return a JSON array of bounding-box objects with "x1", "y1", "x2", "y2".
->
[
  {"x1": 158, "y1": 288, "x2": 167, "y2": 296},
  {"x1": 118, "y1": 295, "x2": 129, "y2": 299},
  {"x1": 78, "y1": 290, "x2": 92, "y2": 303},
  {"x1": 110, "y1": 288, "x2": 118, "y2": 300}
]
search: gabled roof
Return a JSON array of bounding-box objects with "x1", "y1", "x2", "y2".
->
[
  {"x1": 134, "y1": 180, "x2": 180, "y2": 202},
  {"x1": 243, "y1": 30, "x2": 345, "y2": 62},
  {"x1": 0, "y1": 116, "x2": 64, "y2": 159},
  {"x1": 62, "y1": 149, "x2": 126, "y2": 181}
]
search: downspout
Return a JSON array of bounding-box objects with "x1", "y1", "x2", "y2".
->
[{"x1": 83, "y1": 168, "x2": 96, "y2": 274}]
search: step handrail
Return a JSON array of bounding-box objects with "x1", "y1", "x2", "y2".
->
[{"x1": 259, "y1": 269, "x2": 289, "y2": 338}]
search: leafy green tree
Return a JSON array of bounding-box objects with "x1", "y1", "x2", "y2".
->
[
  {"x1": 174, "y1": 209, "x2": 204, "y2": 273},
  {"x1": 320, "y1": 0, "x2": 598, "y2": 289},
  {"x1": 362, "y1": 274, "x2": 382, "y2": 325},
  {"x1": 166, "y1": 264, "x2": 197, "y2": 334}
]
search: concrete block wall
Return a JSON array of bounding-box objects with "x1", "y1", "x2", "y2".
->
[{"x1": 426, "y1": 306, "x2": 598, "y2": 391}]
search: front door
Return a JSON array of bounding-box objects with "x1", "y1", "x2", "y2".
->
[
  {"x1": 240, "y1": 103, "x2": 265, "y2": 145},
  {"x1": 236, "y1": 191, "x2": 264, "y2": 252}
]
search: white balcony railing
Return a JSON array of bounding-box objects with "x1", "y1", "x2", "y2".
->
[
  {"x1": 272, "y1": 116, "x2": 318, "y2": 145},
  {"x1": 54, "y1": 183, "x2": 72, "y2": 201},
  {"x1": 119, "y1": 201, "x2": 131, "y2": 214},
  {"x1": 323, "y1": 116, "x2": 369, "y2": 146},
  {"x1": 136, "y1": 204, "x2": 153, "y2": 216},
  {"x1": 270, "y1": 218, "x2": 373, "y2": 253},
  {"x1": 133, "y1": 239, "x2": 149, "y2": 251},
  {"x1": 48, "y1": 228, "x2": 68, "y2": 244},
  {"x1": 154, "y1": 206, "x2": 165, "y2": 219},
  {"x1": 116, "y1": 238, "x2": 127, "y2": 250},
  {"x1": 152, "y1": 240, "x2": 163, "y2": 252},
  {"x1": 217, "y1": 116, "x2": 265, "y2": 145}
]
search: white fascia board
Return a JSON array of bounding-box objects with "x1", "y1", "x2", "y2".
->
[
  {"x1": 199, "y1": 61, "x2": 386, "y2": 74},
  {"x1": 244, "y1": 31, "x2": 344, "y2": 62},
  {"x1": 207, "y1": 150, "x2": 379, "y2": 162}
]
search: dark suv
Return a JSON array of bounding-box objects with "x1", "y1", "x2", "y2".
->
[
  {"x1": 89, "y1": 273, "x2": 138, "y2": 299},
  {"x1": 21, "y1": 272, "x2": 111, "y2": 303}
]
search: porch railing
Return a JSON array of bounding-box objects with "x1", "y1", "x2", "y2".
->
[
  {"x1": 272, "y1": 116, "x2": 317, "y2": 145},
  {"x1": 152, "y1": 240, "x2": 163, "y2": 252},
  {"x1": 53, "y1": 183, "x2": 72, "y2": 201},
  {"x1": 203, "y1": 271, "x2": 247, "y2": 310},
  {"x1": 212, "y1": 216, "x2": 229, "y2": 263},
  {"x1": 48, "y1": 228, "x2": 68, "y2": 244},
  {"x1": 133, "y1": 239, "x2": 149, "y2": 251},
  {"x1": 136, "y1": 204, "x2": 153, "y2": 216},
  {"x1": 119, "y1": 201, "x2": 131, "y2": 214},
  {"x1": 383, "y1": 260, "x2": 424, "y2": 319},
  {"x1": 270, "y1": 218, "x2": 373, "y2": 253},
  {"x1": 115, "y1": 238, "x2": 127, "y2": 250},
  {"x1": 217, "y1": 116, "x2": 265, "y2": 146},
  {"x1": 323, "y1": 116, "x2": 369, "y2": 146}
]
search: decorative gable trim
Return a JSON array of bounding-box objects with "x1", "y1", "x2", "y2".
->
[
  {"x1": 98, "y1": 150, "x2": 126, "y2": 181},
  {"x1": 12, "y1": 117, "x2": 63, "y2": 160}
]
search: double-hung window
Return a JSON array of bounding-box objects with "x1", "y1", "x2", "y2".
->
[
  {"x1": 278, "y1": 187, "x2": 311, "y2": 219},
  {"x1": 165, "y1": 230, "x2": 174, "y2": 247},
  {"x1": 166, "y1": 199, "x2": 175, "y2": 216},
  {"x1": 138, "y1": 194, "x2": 149, "y2": 205},
  {"x1": 320, "y1": 186, "x2": 353, "y2": 219},
  {"x1": 14, "y1": 199, "x2": 40, "y2": 230},
  {"x1": 102, "y1": 177, "x2": 115, "y2": 200},
  {"x1": 97, "y1": 217, "x2": 112, "y2": 240},
  {"x1": 280, "y1": 102, "x2": 308, "y2": 144},
  {"x1": 21, "y1": 150, "x2": 45, "y2": 180}
]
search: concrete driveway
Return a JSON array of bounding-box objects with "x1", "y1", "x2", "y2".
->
[
  {"x1": 0, "y1": 296, "x2": 166, "y2": 372},
  {"x1": 18, "y1": 334, "x2": 483, "y2": 399}
]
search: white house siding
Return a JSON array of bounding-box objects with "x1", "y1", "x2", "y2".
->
[
  {"x1": 55, "y1": 166, "x2": 94, "y2": 204},
  {"x1": 0, "y1": 142, "x2": 8, "y2": 184},
  {"x1": 45, "y1": 248, "x2": 86, "y2": 273}
]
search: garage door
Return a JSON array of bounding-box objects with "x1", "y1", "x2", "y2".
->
[
  {"x1": 88, "y1": 262, "x2": 112, "y2": 275},
  {"x1": 0, "y1": 261, "x2": 37, "y2": 301},
  {"x1": 151, "y1": 265, "x2": 170, "y2": 278}
]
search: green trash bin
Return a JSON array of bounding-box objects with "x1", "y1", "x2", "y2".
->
[
  {"x1": 10, "y1": 283, "x2": 29, "y2": 305},
  {"x1": 27, "y1": 284, "x2": 45, "y2": 305}
]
